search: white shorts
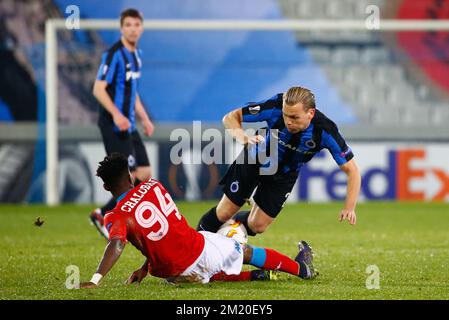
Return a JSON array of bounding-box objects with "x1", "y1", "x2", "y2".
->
[{"x1": 167, "y1": 231, "x2": 244, "y2": 284}]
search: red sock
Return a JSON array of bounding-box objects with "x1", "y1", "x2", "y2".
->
[
  {"x1": 262, "y1": 248, "x2": 300, "y2": 276},
  {"x1": 210, "y1": 271, "x2": 252, "y2": 282}
]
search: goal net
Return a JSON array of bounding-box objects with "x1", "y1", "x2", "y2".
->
[{"x1": 45, "y1": 18, "x2": 449, "y2": 205}]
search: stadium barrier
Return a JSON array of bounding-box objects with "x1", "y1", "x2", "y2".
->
[{"x1": 1, "y1": 123, "x2": 449, "y2": 203}]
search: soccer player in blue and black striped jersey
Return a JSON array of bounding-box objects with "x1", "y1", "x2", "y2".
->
[
  {"x1": 197, "y1": 86, "x2": 361, "y2": 237},
  {"x1": 89, "y1": 9, "x2": 155, "y2": 239}
]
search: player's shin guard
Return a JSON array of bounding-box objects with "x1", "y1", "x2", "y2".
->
[
  {"x1": 234, "y1": 211, "x2": 256, "y2": 236},
  {"x1": 196, "y1": 206, "x2": 223, "y2": 232},
  {"x1": 249, "y1": 246, "x2": 300, "y2": 276}
]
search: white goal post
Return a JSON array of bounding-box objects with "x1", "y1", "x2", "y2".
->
[{"x1": 45, "y1": 18, "x2": 449, "y2": 205}]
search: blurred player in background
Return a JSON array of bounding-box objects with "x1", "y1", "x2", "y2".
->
[
  {"x1": 80, "y1": 153, "x2": 316, "y2": 288},
  {"x1": 89, "y1": 8, "x2": 154, "y2": 239},
  {"x1": 197, "y1": 86, "x2": 361, "y2": 237}
]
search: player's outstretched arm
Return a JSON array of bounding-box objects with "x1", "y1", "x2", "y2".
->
[
  {"x1": 80, "y1": 239, "x2": 126, "y2": 288},
  {"x1": 338, "y1": 159, "x2": 361, "y2": 225},
  {"x1": 223, "y1": 108, "x2": 264, "y2": 145},
  {"x1": 125, "y1": 258, "x2": 149, "y2": 285}
]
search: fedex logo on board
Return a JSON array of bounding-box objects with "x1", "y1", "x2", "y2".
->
[{"x1": 298, "y1": 149, "x2": 449, "y2": 201}]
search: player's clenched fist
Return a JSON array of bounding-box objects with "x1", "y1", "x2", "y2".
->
[
  {"x1": 245, "y1": 135, "x2": 265, "y2": 145},
  {"x1": 113, "y1": 112, "x2": 131, "y2": 131}
]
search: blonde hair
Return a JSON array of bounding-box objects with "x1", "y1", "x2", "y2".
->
[{"x1": 283, "y1": 87, "x2": 316, "y2": 110}]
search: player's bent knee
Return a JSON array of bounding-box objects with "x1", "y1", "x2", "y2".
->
[
  {"x1": 216, "y1": 196, "x2": 240, "y2": 221},
  {"x1": 247, "y1": 216, "x2": 272, "y2": 234},
  {"x1": 216, "y1": 207, "x2": 236, "y2": 222},
  {"x1": 247, "y1": 206, "x2": 273, "y2": 234},
  {"x1": 248, "y1": 221, "x2": 268, "y2": 234}
]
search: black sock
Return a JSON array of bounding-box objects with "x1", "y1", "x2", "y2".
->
[
  {"x1": 101, "y1": 197, "x2": 117, "y2": 216},
  {"x1": 234, "y1": 211, "x2": 256, "y2": 236},
  {"x1": 196, "y1": 206, "x2": 223, "y2": 232}
]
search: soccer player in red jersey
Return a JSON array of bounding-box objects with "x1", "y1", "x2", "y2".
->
[{"x1": 81, "y1": 153, "x2": 316, "y2": 288}]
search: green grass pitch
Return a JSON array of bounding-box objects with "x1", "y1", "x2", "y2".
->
[{"x1": 0, "y1": 201, "x2": 448, "y2": 300}]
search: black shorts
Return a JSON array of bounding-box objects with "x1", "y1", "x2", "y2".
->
[
  {"x1": 220, "y1": 155, "x2": 298, "y2": 218},
  {"x1": 99, "y1": 122, "x2": 150, "y2": 171}
]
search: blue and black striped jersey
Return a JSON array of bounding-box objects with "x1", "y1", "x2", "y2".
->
[
  {"x1": 241, "y1": 93, "x2": 354, "y2": 174},
  {"x1": 96, "y1": 40, "x2": 142, "y2": 132}
]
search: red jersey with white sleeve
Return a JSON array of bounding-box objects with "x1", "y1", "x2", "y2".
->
[{"x1": 103, "y1": 179, "x2": 205, "y2": 278}]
